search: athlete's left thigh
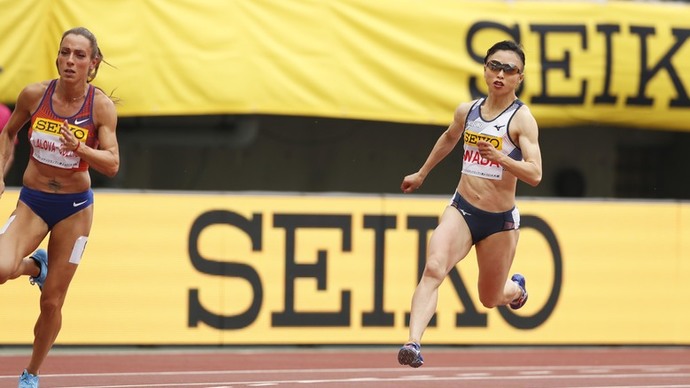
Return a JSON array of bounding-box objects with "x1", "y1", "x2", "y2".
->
[
  {"x1": 475, "y1": 230, "x2": 519, "y2": 297},
  {"x1": 43, "y1": 207, "x2": 93, "y2": 296}
]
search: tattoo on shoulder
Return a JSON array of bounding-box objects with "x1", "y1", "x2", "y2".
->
[{"x1": 48, "y1": 179, "x2": 61, "y2": 192}]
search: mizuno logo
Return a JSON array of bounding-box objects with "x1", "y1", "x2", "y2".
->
[
  {"x1": 494, "y1": 125, "x2": 505, "y2": 131},
  {"x1": 73, "y1": 200, "x2": 88, "y2": 207},
  {"x1": 74, "y1": 118, "x2": 89, "y2": 125},
  {"x1": 460, "y1": 209, "x2": 471, "y2": 216}
]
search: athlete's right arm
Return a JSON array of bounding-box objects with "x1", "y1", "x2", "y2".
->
[
  {"x1": 0, "y1": 83, "x2": 43, "y2": 195},
  {"x1": 400, "y1": 102, "x2": 470, "y2": 193}
]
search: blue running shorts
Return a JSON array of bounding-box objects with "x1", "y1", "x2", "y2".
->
[
  {"x1": 450, "y1": 191, "x2": 520, "y2": 244},
  {"x1": 19, "y1": 186, "x2": 94, "y2": 230}
]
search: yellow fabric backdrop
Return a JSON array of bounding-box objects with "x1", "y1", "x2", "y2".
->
[
  {"x1": 0, "y1": 190, "x2": 688, "y2": 345},
  {"x1": 0, "y1": 0, "x2": 689, "y2": 130}
]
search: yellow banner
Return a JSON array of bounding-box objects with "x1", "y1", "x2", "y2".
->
[
  {"x1": 0, "y1": 1, "x2": 689, "y2": 131},
  {"x1": 0, "y1": 190, "x2": 688, "y2": 345}
]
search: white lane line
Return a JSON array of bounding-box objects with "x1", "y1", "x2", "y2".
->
[
  {"x1": 1, "y1": 363, "x2": 689, "y2": 379},
  {"x1": 22, "y1": 372, "x2": 690, "y2": 388}
]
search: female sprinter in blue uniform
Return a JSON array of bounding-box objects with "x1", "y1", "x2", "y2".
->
[
  {"x1": 398, "y1": 40, "x2": 542, "y2": 368},
  {"x1": 0, "y1": 27, "x2": 120, "y2": 387}
]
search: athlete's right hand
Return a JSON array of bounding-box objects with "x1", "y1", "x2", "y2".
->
[{"x1": 401, "y1": 172, "x2": 424, "y2": 193}]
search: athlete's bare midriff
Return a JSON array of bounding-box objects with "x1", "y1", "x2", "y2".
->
[
  {"x1": 457, "y1": 173, "x2": 517, "y2": 213},
  {"x1": 22, "y1": 159, "x2": 91, "y2": 194}
]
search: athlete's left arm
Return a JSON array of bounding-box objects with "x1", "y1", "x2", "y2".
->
[
  {"x1": 500, "y1": 106, "x2": 542, "y2": 187},
  {"x1": 78, "y1": 91, "x2": 120, "y2": 177}
]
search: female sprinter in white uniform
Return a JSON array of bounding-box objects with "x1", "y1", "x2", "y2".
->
[{"x1": 398, "y1": 40, "x2": 542, "y2": 368}]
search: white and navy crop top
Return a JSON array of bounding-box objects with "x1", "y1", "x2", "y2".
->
[{"x1": 461, "y1": 98, "x2": 523, "y2": 180}]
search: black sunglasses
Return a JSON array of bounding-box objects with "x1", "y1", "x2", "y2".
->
[{"x1": 485, "y1": 60, "x2": 521, "y2": 75}]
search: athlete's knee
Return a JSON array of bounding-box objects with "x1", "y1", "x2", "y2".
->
[
  {"x1": 39, "y1": 293, "x2": 67, "y2": 316},
  {"x1": 0, "y1": 261, "x2": 16, "y2": 284},
  {"x1": 479, "y1": 299, "x2": 500, "y2": 309},
  {"x1": 422, "y1": 255, "x2": 450, "y2": 281},
  {"x1": 478, "y1": 292, "x2": 502, "y2": 309}
]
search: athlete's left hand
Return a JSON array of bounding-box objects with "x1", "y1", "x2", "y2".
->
[
  {"x1": 59, "y1": 119, "x2": 80, "y2": 152},
  {"x1": 477, "y1": 140, "x2": 501, "y2": 163}
]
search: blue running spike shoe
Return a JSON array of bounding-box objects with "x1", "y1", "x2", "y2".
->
[
  {"x1": 18, "y1": 369, "x2": 39, "y2": 388},
  {"x1": 28, "y1": 249, "x2": 48, "y2": 290},
  {"x1": 509, "y1": 273, "x2": 528, "y2": 310},
  {"x1": 398, "y1": 342, "x2": 424, "y2": 368}
]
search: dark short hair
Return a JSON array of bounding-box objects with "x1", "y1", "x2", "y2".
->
[{"x1": 483, "y1": 40, "x2": 526, "y2": 69}]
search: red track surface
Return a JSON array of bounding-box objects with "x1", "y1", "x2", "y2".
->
[{"x1": 1, "y1": 346, "x2": 689, "y2": 387}]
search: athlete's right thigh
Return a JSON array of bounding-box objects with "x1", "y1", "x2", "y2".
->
[
  {"x1": 426, "y1": 206, "x2": 473, "y2": 276},
  {"x1": 0, "y1": 202, "x2": 49, "y2": 273}
]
